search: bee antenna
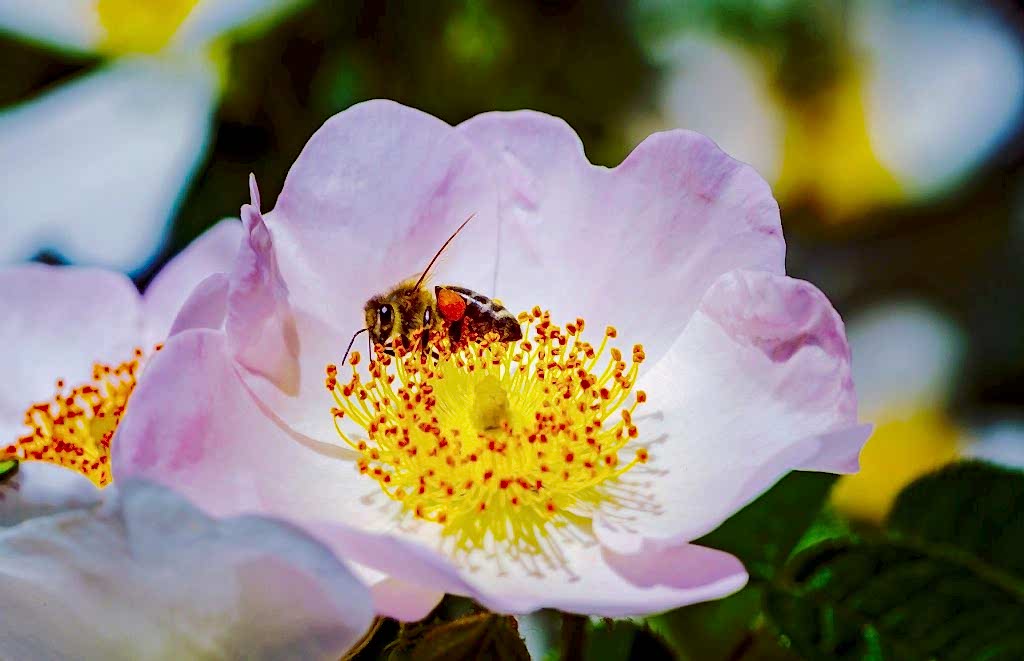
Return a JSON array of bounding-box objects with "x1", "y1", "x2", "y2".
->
[
  {"x1": 412, "y1": 212, "x2": 477, "y2": 290},
  {"x1": 341, "y1": 328, "x2": 369, "y2": 368}
]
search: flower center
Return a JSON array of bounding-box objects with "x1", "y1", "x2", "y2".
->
[
  {"x1": 2, "y1": 347, "x2": 153, "y2": 488},
  {"x1": 96, "y1": 0, "x2": 200, "y2": 54},
  {"x1": 326, "y1": 309, "x2": 650, "y2": 561}
]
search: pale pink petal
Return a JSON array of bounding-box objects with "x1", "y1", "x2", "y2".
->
[
  {"x1": 0, "y1": 463, "x2": 101, "y2": 527},
  {"x1": 0, "y1": 480, "x2": 374, "y2": 658},
  {"x1": 227, "y1": 183, "x2": 301, "y2": 391},
  {"x1": 596, "y1": 270, "x2": 866, "y2": 552},
  {"x1": 167, "y1": 272, "x2": 230, "y2": 336},
  {"x1": 0, "y1": 265, "x2": 144, "y2": 445},
  {"x1": 461, "y1": 540, "x2": 745, "y2": 617},
  {"x1": 112, "y1": 328, "x2": 478, "y2": 617},
  {"x1": 232, "y1": 102, "x2": 499, "y2": 438},
  {"x1": 114, "y1": 328, "x2": 747, "y2": 617},
  {"x1": 457, "y1": 111, "x2": 785, "y2": 360},
  {"x1": 142, "y1": 218, "x2": 243, "y2": 343},
  {"x1": 369, "y1": 578, "x2": 446, "y2": 621}
]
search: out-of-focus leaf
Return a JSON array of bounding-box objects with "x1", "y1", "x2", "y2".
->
[
  {"x1": 0, "y1": 460, "x2": 17, "y2": 482},
  {"x1": 887, "y1": 460, "x2": 1024, "y2": 577},
  {"x1": 649, "y1": 587, "x2": 761, "y2": 660},
  {"x1": 585, "y1": 620, "x2": 675, "y2": 661},
  {"x1": 765, "y1": 462, "x2": 1024, "y2": 660},
  {"x1": 403, "y1": 613, "x2": 529, "y2": 661},
  {"x1": 698, "y1": 472, "x2": 837, "y2": 580}
]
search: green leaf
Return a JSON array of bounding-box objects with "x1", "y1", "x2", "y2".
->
[
  {"x1": 403, "y1": 613, "x2": 529, "y2": 661},
  {"x1": 698, "y1": 471, "x2": 837, "y2": 580},
  {"x1": 888, "y1": 461, "x2": 1024, "y2": 577},
  {"x1": 765, "y1": 461, "x2": 1024, "y2": 660},
  {"x1": 0, "y1": 460, "x2": 17, "y2": 483},
  {"x1": 585, "y1": 619, "x2": 675, "y2": 661}
]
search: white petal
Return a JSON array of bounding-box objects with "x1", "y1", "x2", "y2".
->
[
  {"x1": 963, "y1": 420, "x2": 1024, "y2": 469},
  {"x1": 174, "y1": 0, "x2": 307, "y2": 48},
  {"x1": 0, "y1": 480, "x2": 375, "y2": 659},
  {"x1": 0, "y1": 462, "x2": 101, "y2": 527},
  {"x1": 860, "y1": 1, "x2": 1024, "y2": 193},
  {"x1": 0, "y1": 0, "x2": 101, "y2": 54},
  {"x1": 846, "y1": 300, "x2": 964, "y2": 417},
  {"x1": 0, "y1": 54, "x2": 218, "y2": 274}
]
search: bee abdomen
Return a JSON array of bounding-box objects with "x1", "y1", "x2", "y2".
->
[{"x1": 436, "y1": 286, "x2": 522, "y2": 342}]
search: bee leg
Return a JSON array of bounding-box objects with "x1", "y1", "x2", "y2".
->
[{"x1": 448, "y1": 320, "x2": 463, "y2": 345}]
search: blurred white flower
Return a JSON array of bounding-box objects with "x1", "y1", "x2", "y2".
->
[
  {"x1": 0, "y1": 0, "x2": 304, "y2": 273},
  {"x1": 640, "y1": 0, "x2": 1024, "y2": 221},
  {"x1": 964, "y1": 420, "x2": 1024, "y2": 469},
  {"x1": 0, "y1": 479, "x2": 374, "y2": 660}
]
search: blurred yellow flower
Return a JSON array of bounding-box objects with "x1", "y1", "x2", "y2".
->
[
  {"x1": 832, "y1": 408, "x2": 962, "y2": 522},
  {"x1": 97, "y1": 0, "x2": 200, "y2": 54},
  {"x1": 774, "y1": 62, "x2": 903, "y2": 221},
  {"x1": 640, "y1": 1, "x2": 1024, "y2": 222}
]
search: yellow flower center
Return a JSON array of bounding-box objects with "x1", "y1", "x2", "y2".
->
[
  {"x1": 95, "y1": 0, "x2": 200, "y2": 55},
  {"x1": 2, "y1": 347, "x2": 154, "y2": 488},
  {"x1": 326, "y1": 309, "x2": 650, "y2": 561}
]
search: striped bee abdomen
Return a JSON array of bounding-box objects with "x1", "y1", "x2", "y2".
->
[{"x1": 435, "y1": 286, "x2": 522, "y2": 343}]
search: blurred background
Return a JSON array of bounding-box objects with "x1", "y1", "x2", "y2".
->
[{"x1": 1, "y1": 0, "x2": 1023, "y2": 653}]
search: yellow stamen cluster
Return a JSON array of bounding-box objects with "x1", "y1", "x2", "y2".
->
[
  {"x1": 326, "y1": 308, "x2": 649, "y2": 561},
  {"x1": 2, "y1": 348, "x2": 153, "y2": 488}
]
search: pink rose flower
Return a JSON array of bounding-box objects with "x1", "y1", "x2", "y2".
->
[
  {"x1": 114, "y1": 100, "x2": 870, "y2": 619},
  {"x1": 1, "y1": 220, "x2": 240, "y2": 523}
]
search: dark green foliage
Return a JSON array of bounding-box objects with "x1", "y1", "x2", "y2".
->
[
  {"x1": 585, "y1": 619, "x2": 676, "y2": 661},
  {"x1": 697, "y1": 472, "x2": 837, "y2": 580},
  {"x1": 765, "y1": 461, "x2": 1024, "y2": 660}
]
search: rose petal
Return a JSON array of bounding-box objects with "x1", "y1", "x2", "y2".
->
[
  {"x1": 234, "y1": 101, "x2": 499, "y2": 438},
  {"x1": 457, "y1": 111, "x2": 785, "y2": 360},
  {"x1": 459, "y1": 539, "x2": 746, "y2": 617},
  {"x1": 597, "y1": 270, "x2": 866, "y2": 551},
  {"x1": 142, "y1": 218, "x2": 243, "y2": 342},
  {"x1": 0, "y1": 55, "x2": 217, "y2": 273},
  {"x1": 0, "y1": 264, "x2": 144, "y2": 444},
  {"x1": 0, "y1": 463, "x2": 101, "y2": 527},
  {"x1": 0, "y1": 479, "x2": 374, "y2": 658},
  {"x1": 113, "y1": 328, "x2": 482, "y2": 617},
  {"x1": 168, "y1": 272, "x2": 231, "y2": 336}
]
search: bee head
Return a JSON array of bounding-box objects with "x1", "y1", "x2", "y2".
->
[{"x1": 364, "y1": 297, "x2": 396, "y2": 345}]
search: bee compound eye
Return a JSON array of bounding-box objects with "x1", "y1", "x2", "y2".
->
[
  {"x1": 378, "y1": 305, "x2": 393, "y2": 325},
  {"x1": 424, "y1": 307, "x2": 432, "y2": 324}
]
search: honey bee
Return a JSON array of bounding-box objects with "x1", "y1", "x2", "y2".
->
[{"x1": 341, "y1": 214, "x2": 522, "y2": 364}]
